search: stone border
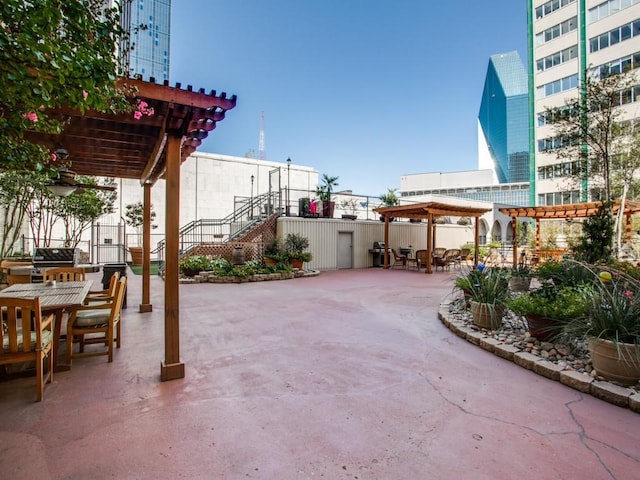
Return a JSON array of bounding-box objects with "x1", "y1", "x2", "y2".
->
[
  {"x1": 438, "y1": 301, "x2": 640, "y2": 414},
  {"x1": 178, "y1": 269, "x2": 320, "y2": 284}
]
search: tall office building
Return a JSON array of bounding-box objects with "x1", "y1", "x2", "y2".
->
[
  {"x1": 478, "y1": 51, "x2": 530, "y2": 184},
  {"x1": 528, "y1": 0, "x2": 640, "y2": 206},
  {"x1": 118, "y1": 0, "x2": 171, "y2": 82}
]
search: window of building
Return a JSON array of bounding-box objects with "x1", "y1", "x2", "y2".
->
[
  {"x1": 590, "y1": 18, "x2": 640, "y2": 52},
  {"x1": 589, "y1": 0, "x2": 640, "y2": 23}
]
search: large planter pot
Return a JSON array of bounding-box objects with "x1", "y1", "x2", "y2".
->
[
  {"x1": 263, "y1": 257, "x2": 278, "y2": 267},
  {"x1": 508, "y1": 277, "x2": 531, "y2": 293},
  {"x1": 588, "y1": 337, "x2": 640, "y2": 386},
  {"x1": 128, "y1": 246, "x2": 143, "y2": 266},
  {"x1": 525, "y1": 314, "x2": 558, "y2": 341},
  {"x1": 470, "y1": 301, "x2": 504, "y2": 330},
  {"x1": 288, "y1": 258, "x2": 304, "y2": 270},
  {"x1": 322, "y1": 201, "x2": 335, "y2": 218}
]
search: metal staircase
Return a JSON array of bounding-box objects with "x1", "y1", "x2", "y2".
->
[{"x1": 154, "y1": 190, "x2": 282, "y2": 263}]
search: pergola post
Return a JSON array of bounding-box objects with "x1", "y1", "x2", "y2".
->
[
  {"x1": 161, "y1": 134, "x2": 185, "y2": 381},
  {"x1": 511, "y1": 216, "x2": 518, "y2": 267},
  {"x1": 140, "y1": 182, "x2": 153, "y2": 313},
  {"x1": 474, "y1": 217, "x2": 480, "y2": 267},
  {"x1": 383, "y1": 216, "x2": 390, "y2": 269},
  {"x1": 426, "y1": 213, "x2": 434, "y2": 274}
]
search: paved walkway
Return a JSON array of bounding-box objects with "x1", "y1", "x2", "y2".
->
[{"x1": 1, "y1": 269, "x2": 639, "y2": 479}]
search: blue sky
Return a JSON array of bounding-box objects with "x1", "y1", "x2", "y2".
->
[{"x1": 170, "y1": 1, "x2": 528, "y2": 197}]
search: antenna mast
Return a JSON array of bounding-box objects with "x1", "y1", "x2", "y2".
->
[{"x1": 258, "y1": 111, "x2": 266, "y2": 160}]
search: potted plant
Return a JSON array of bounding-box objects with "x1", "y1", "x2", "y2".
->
[
  {"x1": 316, "y1": 174, "x2": 339, "y2": 218},
  {"x1": 458, "y1": 267, "x2": 509, "y2": 330},
  {"x1": 124, "y1": 201, "x2": 157, "y2": 265},
  {"x1": 340, "y1": 198, "x2": 358, "y2": 220},
  {"x1": 563, "y1": 266, "x2": 640, "y2": 385},
  {"x1": 507, "y1": 264, "x2": 533, "y2": 292},
  {"x1": 179, "y1": 255, "x2": 213, "y2": 277},
  {"x1": 533, "y1": 259, "x2": 591, "y2": 287},
  {"x1": 507, "y1": 283, "x2": 589, "y2": 341},
  {"x1": 379, "y1": 187, "x2": 399, "y2": 222},
  {"x1": 454, "y1": 267, "x2": 485, "y2": 307},
  {"x1": 263, "y1": 238, "x2": 287, "y2": 267},
  {"x1": 284, "y1": 233, "x2": 312, "y2": 270}
]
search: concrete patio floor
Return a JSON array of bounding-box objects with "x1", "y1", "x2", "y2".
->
[{"x1": 1, "y1": 268, "x2": 639, "y2": 479}]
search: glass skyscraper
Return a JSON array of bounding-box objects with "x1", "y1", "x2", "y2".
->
[
  {"x1": 119, "y1": 0, "x2": 171, "y2": 82},
  {"x1": 478, "y1": 51, "x2": 530, "y2": 184}
]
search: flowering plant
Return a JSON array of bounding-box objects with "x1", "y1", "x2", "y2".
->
[{"x1": 133, "y1": 100, "x2": 154, "y2": 120}]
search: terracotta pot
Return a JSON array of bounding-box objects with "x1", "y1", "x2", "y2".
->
[
  {"x1": 525, "y1": 314, "x2": 558, "y2": 341},
  {"x1": 470, "y1": 301, "x2": 504, "y2": 330},
  {"x1": 588, "y1": 337, "x2": 640, "y2": 386},
  {"x1": 128, "y1": 246, "x2": 143, "y2": 266},
  {"x1": 263, "y1": 257, "x2": 278, "y2": 267},
  {"x1": 288, "y1": 258, "x2": 303, "y2": 270}
]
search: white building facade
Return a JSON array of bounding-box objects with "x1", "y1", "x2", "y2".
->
[{"x1": 528, "y1": 0, "x2": 640, "y2": 205}]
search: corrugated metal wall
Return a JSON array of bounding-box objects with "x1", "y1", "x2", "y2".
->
[{"x1": 278, "y1": 218, "x2": 475, "y2": 270}]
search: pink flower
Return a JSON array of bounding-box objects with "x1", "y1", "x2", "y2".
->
[
  {"x1": 51, "y1": 152, "x2": 57, "y2": 163},
  {"x1": 133, "y1": 110, "x2": 143, "y2": 120},
  {"x1": 146, "y1": 107, "x2": 154, "y2": 117},
  {"x1": 138, "y1": 101, "x2": 148, "y2": 110},
  {"x1": 82, "y1": 90, "x2": 88, "y2": 100},
  {"x1": 622, "y1": 290, "x2": 634, "y2": 300},
  {"x1": 22, "y1": 112, "x2": 38, "y2": 123}
]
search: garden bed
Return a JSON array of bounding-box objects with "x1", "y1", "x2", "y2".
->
[{"x1": 441, "y1": 294, "x2": 640, "y2": 412}]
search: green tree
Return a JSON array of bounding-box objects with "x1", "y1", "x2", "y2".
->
[
  {"x1": 379, "y1": 188, "x2": 399, "y2": 206},
  {"x1": 544, "y1": 70, "x2": 639, "y2": 202},
  {"x1": 316, "y1": 174, "x2": 339, "y2": 204},
  {"x1": 572, "y1": 201, "x2": 615, "y2": 264},
  {"x1": 58, "y1": 177, "x2": 117, "y2": 248},
  {"x1": 124, "y1": 201, "x2": 157, "y2": 245},
  {"x1": 0, "y1": 170, "x2": 43, "y2": 256},
  {"x1": 0, "y1": 0, "x2": 132, "y2": 173}
]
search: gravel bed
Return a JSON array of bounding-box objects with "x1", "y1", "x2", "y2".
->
[{"x1": 446, "y1": 292, "x2": 640, "y2": 393}]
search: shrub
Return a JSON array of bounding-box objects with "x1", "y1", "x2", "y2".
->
[{"x1": 179, "y1": 255, "x2": 213, "y2": 276}]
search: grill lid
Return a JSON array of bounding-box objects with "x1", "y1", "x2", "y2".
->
[{"x1": 33, "y1": 247, "x2": 79, "y2": 266}]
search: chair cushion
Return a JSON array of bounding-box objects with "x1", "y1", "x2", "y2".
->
[
  {"x1": 3, "y1": 330, "x2": 53, "y2": 352},
  {"x1": 74, "y1": 308, "x2": 111, "y2": 327}
]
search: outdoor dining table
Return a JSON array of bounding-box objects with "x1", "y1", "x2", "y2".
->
[{"x1": 0, "y1": 280, "x2": 93, "y2": 371}]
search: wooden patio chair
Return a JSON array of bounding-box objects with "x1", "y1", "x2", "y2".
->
[
  {"x1": 415, "y1": 250, "x2": 429, "y2": 270},
  {"x1": 84, "y1": 271, "x2": 120, "y2": 304},
  {"x1": 43, "y1": 267, "x2": 85, "y2": 282},
  {"x1": 391, "y1": 249, "x2": 407, "y2": 269},
  {"x1": 458, "y1": 248, "x2": 471, "y2": 266},
  {"x1": 445, "y1": 249, "x2": 462, "y2": 270},
  {"x1": 432, "y1": 248, "x2": 447, "y2": 271},
  {"x1": 0, "y1": 297, "x2": 54, "y2": 401},
  {"x1": 66, "y1": 276, "x2": 126, "y2": 364}
]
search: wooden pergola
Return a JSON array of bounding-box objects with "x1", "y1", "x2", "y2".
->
[
  {"x1": 373, "y1": 202, "x2": 492, "y2": 273},
  {"x1": 499, "y1": 200, "x2": 640, "y2": 267},
  {"x1": 28, "y1": 77, "x2": 237, "y2": 381}
]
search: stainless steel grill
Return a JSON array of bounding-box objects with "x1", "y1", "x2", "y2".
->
[
  {"x1": 32, "y1": 248, "x2": 80, "y2": 267},
  {"x1": 31, "y1": 248, "x2": 80, "y2": 282}
]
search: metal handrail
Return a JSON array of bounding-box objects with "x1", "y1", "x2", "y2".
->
[{"x1": 155, "y1": 190, "x2": 281, "y2": 262}]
